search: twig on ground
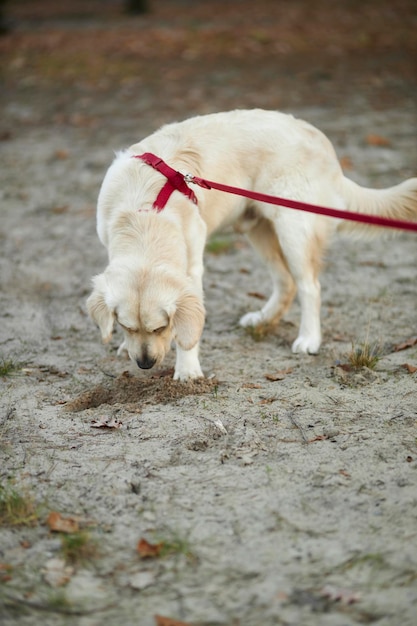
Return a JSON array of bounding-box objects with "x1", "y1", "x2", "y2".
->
[{"x1": 288, "y1": 410, "x2": 309, "y2": 444}]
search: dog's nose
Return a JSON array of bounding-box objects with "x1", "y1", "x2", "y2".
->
[{"x1": 136, "y1": 356, "x2": 156, "y2": 370}]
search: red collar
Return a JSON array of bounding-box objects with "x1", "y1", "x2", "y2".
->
[{"x1": 133, "y1": 153, "x2": 198, "y2": 211}]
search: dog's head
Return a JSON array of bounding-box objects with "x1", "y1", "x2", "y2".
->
[{"x1": 87, "y1": 264, "x2": 205, "y2": 370}]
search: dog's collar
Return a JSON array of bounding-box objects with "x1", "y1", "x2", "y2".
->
[{"x1": 133, "y1": 153, "x2": 198, "y2": 212}]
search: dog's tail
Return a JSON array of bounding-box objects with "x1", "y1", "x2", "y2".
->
[{"x1": 337, "y1": 175, "x2": 417, "y2": 236}]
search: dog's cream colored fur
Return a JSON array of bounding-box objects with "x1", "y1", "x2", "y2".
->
[{"x1": 87, "y1": 109, "x2": 417, "y2": 380}]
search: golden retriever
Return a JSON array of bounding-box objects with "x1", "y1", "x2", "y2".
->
[{"x1": 87, "y1": 109, "x2": 417, "y2": 380}]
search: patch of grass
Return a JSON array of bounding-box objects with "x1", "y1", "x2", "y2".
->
[
  {"x1": 155, "y1": 531, "x2": 196, "y2": 563},
  {"x1": 205, "y1": 236, "x2": 235, "y2": 255},
  {"x1": 0, "y1": 358, "x2": 20, "y2": 377},
  {"x1": 0, "y1": 481, "x2": 38, "y2": 527},
  {"x1": 348, "y1": 341, "x2": 381, "y2": 369},
  {"x1": 336, "y1": 551, "x2": 387, "y2": 575},
  {"x1": 243, "y1": 321, "x2": 275, "y2": 341},
  {"x1": 264, "y1": 413, "x2": 280, "y2": 424},
  {"x1": 46, "y1": 590, "x2": 72, "y2": 612},
  {"x1": 60, "y1": 531, "x2": 99, "y2": 565}
]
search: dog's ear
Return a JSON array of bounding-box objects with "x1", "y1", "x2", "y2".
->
[
  {"x1": 173, "y1": 291, "x2": 205, "y2": 350},
  {"x1": 86, "y1": 274, "x2": 115, "y2": 344}
]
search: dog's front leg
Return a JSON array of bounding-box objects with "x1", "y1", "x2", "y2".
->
[
  {"x1": 174, "y1": 343, "x2": 203, "y2": 381},
  {"x1": 117, "y1": 340, "x2": 129, "y2": 358}
]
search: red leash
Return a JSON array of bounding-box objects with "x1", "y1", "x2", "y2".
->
[
  {"x1": 136, "y1": 153, "x2": 417, "y2": 232},
  {"x1": 188, "y1": 174, "x2": 417, "y2": 232}
]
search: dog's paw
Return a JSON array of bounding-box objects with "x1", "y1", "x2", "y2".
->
[
  {"x1": 173, "y1": 364, "x2": 204, "y2": 382},
  {"x1": 292, "y1": 335, "x2": 321, "y2": 355},
  {"x1": 239, "y1": 311, "x2": 264, "y2": 328}
]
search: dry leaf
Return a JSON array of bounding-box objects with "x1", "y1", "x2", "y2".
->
[
  {"x1": 402, "y1": 363, "x2": 417, "y2": 374},
  {"x1": 339, "y1": 155, "x2": 353, "y2": 170},
  {"x1": 320, "y1": 585, "x2": 361, "y2": 604},
  {"x1": 258, "y1": 397, "x2": 277, "y2": 404},
  {"x1": 265, "y1": 367, "x2": 293, "y2": 381},
  {"x1": 43, "y1": 557, "x2": 74, "y2": 587},
  {"x1": 366, "y1": 133, "x2": 391, "y2": 147},
  {"x1": 51, "y1": 205, "x2": 69, "y2": 215},
  {"x1": 0, "y1": 563, "x2": 13, "y2": 583},
  {"x1": 154, "y1": 616, "x2": 194, "y2": 626},
  {"x1": 54, "y1": 149, "x2": 69, "y2": 160},
  {"x1": 308, "y1": 435, "x2": 329, "y2": 443},
  {"x1": 394, "y1": 337, "x2": 417, "y2": 352},
  {"x1": 137, "y1": 538, "x2": 164, "y2": 559},
  {"x1": 247, "y1": 291, "x2": 266, "y2": 300},
  {"x1": 90, "y1": 416, "x2": 123, "y2": 429},
  {"x1": 46, "y1": 511, "x2": 79, "y2": 534},
  {"x1": 338, "y1": 469, "x2": 351, "y2": 478}
]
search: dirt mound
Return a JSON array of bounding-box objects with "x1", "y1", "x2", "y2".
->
[{"x1": 65, "y1": 370, "x2": 219, "y2": 412}]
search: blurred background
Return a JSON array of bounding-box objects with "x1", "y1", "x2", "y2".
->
[{"x1": 1, "y1": 0, "x2": 416, "y2": 139}]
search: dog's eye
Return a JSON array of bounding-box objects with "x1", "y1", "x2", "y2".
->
[
  {"x1": 118, "y1": 321, "x2": 137, "y2": 333},
  {"x1": 153, "y1": 326, "x2": 166, "y2": 335}
]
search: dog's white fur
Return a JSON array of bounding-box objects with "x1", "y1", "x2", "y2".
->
[{"x1": 87, "y1": 109, "x2": 417, "y2": 380}]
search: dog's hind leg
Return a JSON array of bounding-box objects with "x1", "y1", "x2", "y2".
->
[
  {"x1": 277, "y1": 225, "x2": 326, "y2": 355},
  {"x1": 239, "y1": 217, "x2": 297, "y2": 329}
]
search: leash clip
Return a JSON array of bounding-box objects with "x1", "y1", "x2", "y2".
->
[
  {"x1": 184, "y1": 173, "x2": 212, "y2": 190},
  {"x1": 184, "y1": 173, "x2": 195, "y2": 183}
]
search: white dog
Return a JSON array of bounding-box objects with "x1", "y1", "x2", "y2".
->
[{"x1": 87, "y1": 109, "x2": 417, "y2": 380}]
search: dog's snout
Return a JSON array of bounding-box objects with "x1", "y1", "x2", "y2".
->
[{"x1": 136, "y1": 356, "x2": 157, "y2": 370}]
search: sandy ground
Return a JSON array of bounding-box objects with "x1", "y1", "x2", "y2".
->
[{"x1": 1, "y1": 2, "x2": 417, "y2": 625}]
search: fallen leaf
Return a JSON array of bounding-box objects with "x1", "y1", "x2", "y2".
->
[
  {"x1": 332, "y1": 334, "x2": 350, "y2": 342},
  {"x1": 0, "y1": 563, "x2": 13, "y2": 582},
  {"x1": 320, "y1": 585, "x2": 361, "y2": 604},
  {"x1": 247, "y1": 291, "x2": 266, "y2": 300},
  {"x1": 339, "y1": 155, "x2": 353, "y2": 170},
  {"x1": 401, "y1": 363, "x2": 417, "y2": 374},
  {"x1": 275, "y1": 590, "x2": 289, "y2": 602},
  {"x1": 46, "y1": 511, "x2": 79, "y2": 534},
  {"x1": 366, "y1": 133, "x2": 391, "y2": 147},
  {"x1": 154, "y1": 616, "x2": 194, "y2": 626},
  {"x1": 51, "y1": 205, "x2": 69, "y2": 214},
  {"x1": 308, "y1": 435, "x2": 329, "y2": 443},
  {"x1": 54, "y1": 149, "x2": 69, "y2": 160},
  {"x1": 258, "y1": 396, "x2": 278, "y2": 404},
  {"x1": 43, "y1": 557, "x2": 74, "y2": 587},
  {"x1": 265, "y1": 367, "x2": 293, "y2": 381},
  {"x1": 394, "y1": 337, "x2": 417, "y2": 352},
  {"x1": 335, "y1": 363, "x2": 352, "y2": 372},
  {"x1": 137, "y1": 538, "x2": 164, "y2": 559},
  {"x1": 90, "y1": 416, "x2": 123, "y2": 429},
  {"x1": 338, "y1": 469, "x2": 351, "y2": 478},
  {"x1": 70, "y1": 113, "x2": 97, "y2": 128}
]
